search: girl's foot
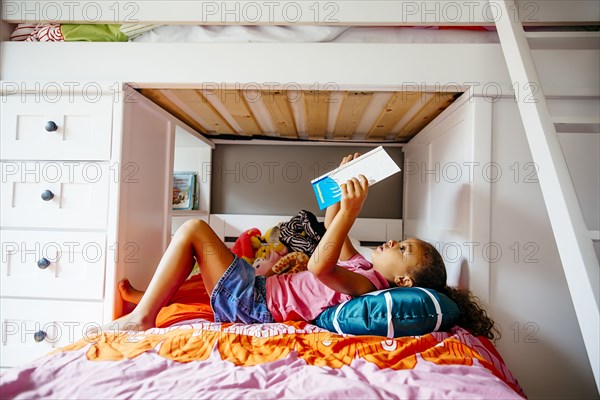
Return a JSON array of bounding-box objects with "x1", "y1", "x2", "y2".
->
[
  {"x1": 85, "y1": 310, "x2": 155, "y2": 338},
  {"x1": 102, "y1": 311, "x2": 155, "y2": 332},
  {"x1": 118, "y1": 278, "x2": 144, "y2": 304}
]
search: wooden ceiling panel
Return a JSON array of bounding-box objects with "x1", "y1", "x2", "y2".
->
[
  {"x1": 367, "y1": 91, "x2": 422, "y2": 140},
  {"x1": 139, "y1": 88, "x2": 461, "y2": 142},
  {"x1": 169, "y1": 90, "x2": 236, "y2": 135},
  {"x1": 303, "y1": 90, "x2": 331, "y2": 140},
  {"x1": 334, "y1": 91, "x2": 373, "y2": 140},
  {"x1": 260, "y1": 90, "x2": 297, "y2": 138},
  {"x1": 206, "y1": 89, "x2": 260, "y2": 136},
  {"x1": 139, "y1": 89, "x2": 208, "y2": 134},
  {"x1": 396, "y1": 93, "x2": 457, "y2": 139}
]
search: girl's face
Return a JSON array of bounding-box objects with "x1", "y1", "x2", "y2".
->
[{"x1": 371, "y1": 239, "x2": 425, "y2": 286}]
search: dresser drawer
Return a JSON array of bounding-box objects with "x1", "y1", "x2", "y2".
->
[
  {"x1": 0, "y1": 95, "x2": 113, "y2": 161},
  {"x1": 1, "y1": 230, "x2": 106, "y2": 300},
  {"x1": 0, "y1": 298, "x2": 103, "y2": 368},
  {"x1": 0, "y1": 161, "x2": 110, "y2": 229}
]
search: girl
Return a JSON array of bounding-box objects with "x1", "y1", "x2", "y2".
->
[{"x1": 109, "y1": 154, "x2": 498, "y2": 340}]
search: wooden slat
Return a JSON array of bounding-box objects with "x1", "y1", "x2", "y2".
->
[
  {"x1": 168, "y1": 89, "x2": 236, "y2": 135},
  {"x1": 205, "y1": 89, "x2": 261, "y2": 136},
  {"x1": 141, "y1": 88, "x2": 459, "y2": 142},
  {"x1": 334, "y1": 91, "x2": 373, "y2": 139},
  {"x1": 139, "y1": 89, "x2": 208, "y2": 134},
  {"x1": 303, "y1": 90, "x2": 331, "y2": 139},
  {"x1": 367, "y1": 91, "x2": 422, "y2": 139},
  {"x1": 395, "y1": 92, "x2": 457, "y2": 139},
  {"x1": 260, "y1": 90, "x2": 297, "y2": 138}
]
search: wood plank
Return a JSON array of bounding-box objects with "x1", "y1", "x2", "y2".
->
[
  {"x1": 167, "y1": 89, "x2": 236, "y2": 135},
  {"x1": 303, "y1": 90, "x2": 331, "y2": 139},
  {"x1": 493, "y1": 0, "x2": 600, "y2": 390},
  {"x1": 206, "y1": 89, "x2": 261, "y2": 136},
  {"x1": 260, "y1": 90, "x2": 297, "y2": 138},
  {"x1": 334, "y1": 91, "x2": 373, "y2": 140},
  {"x1": 139, "y1": 89, "x2": 208, "y2": 134},
  {"x1": 367, "y1": 91, "x2": 422, "y2": 139},
  {"x1": 395, "y1": 92, "x2": 457, "y2": 139}
]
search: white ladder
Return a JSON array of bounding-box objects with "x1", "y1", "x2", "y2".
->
[{"x1": 492, "y1": 0, "x2": 600, "y2": 392}]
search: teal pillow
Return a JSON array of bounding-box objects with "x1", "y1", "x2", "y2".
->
[{"x1": 314, "y1": 287, "x2": 460, "y2": 338}]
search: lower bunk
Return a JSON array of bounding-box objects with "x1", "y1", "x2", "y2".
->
[{"x1": 1, "y1": 273, "x2": 525, "y2": 399}]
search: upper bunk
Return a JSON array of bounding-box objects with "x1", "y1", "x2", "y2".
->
[{"x1": 1, "y1": 0, "x2": 599, "y2": 143}]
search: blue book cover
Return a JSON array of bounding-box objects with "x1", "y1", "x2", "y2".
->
[
  {"x1": 173, "y1": 172, "x2": 197, "y2": 210},
  {"x1": 311, "y1": 146, "x2": 401, "y2": 210}
]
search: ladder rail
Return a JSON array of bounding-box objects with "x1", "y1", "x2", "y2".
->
[{"x1": 492, "y1": 0, "x2": 600, "y2": 392}]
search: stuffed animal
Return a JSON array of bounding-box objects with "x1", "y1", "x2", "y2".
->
[
  {"x1": 253, "y1": 243, "x2": 288, "y2": 275},
  {"x1": 253, "y1": 226, "x2": 288, "y2": 275},
  {"x1": 271, "y1": 252, "x2": 309, "y2": 275},
  {"x1": 231, "y1": 228, "x2": 262, "y2": 264}
]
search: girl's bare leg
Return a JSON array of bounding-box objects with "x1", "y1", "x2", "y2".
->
[{"x1": 105, "y1": 219, "x2": 234, "y2": 332}]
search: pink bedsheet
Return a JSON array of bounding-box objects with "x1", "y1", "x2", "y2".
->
[{"x1": 1, "y1": 321, "x2": 524, "y2": 399}]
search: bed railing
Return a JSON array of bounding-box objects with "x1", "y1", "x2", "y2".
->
[{"x1": 2, "y1": 1, "x2": 599, "y2": 26}]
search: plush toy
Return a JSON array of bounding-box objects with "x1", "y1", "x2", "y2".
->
[
  {"x1": 231, "y1": 228, "x2": 262, "y2": 265},
  {"x1": 271, "y1": 252, "x2": 309, "y2": 275},
  {"x1": 253, "y1": 243, "x2": 288, "y2": 275},
  {"x1": 253, "y1": 226, "x2": 288, "y2": 275}
]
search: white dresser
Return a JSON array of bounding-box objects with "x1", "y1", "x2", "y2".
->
[{"x1": 0, "y1": 84, "x2": 212, "y2": 368}]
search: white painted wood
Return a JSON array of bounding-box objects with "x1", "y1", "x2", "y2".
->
[
  {"x1": 0, "y1": 94, "x2": 113, "y2": 161},
  {"x1": 526, "y1": 31, "x2": 600, "y2": 50},
  {"x1": 2, "y1": 1, "x2": 597, "y2": 25},
  {"x1": 209, "y1": 214, "x2": 402, "y2": 246},
  {"x1": 2, "y1": 43, "x2": 596, "y2": 98},
  {"x1": 0, "y1": 298, "x2": 103, "y2": 368},
  {"x1": 489, "y1": 99, "x2": 599, "y2": 399},
  {"x1": 105, "y1": 86, "x2": 211, "y2": 321},
  {"x1": 492, "y1": 0, "x2": 600, "y2": 390},
  {"x1": 0, "y1": 160, "x2": 110, "y2": 230},
  {"x1": 403, "y1": 93, "x2": 492, "y2": 300},
  {"x1": 1, "y1": 230, "x2": 106, "y2": 300},
  {"x1": 557, "y1": 132, "x2": 600, "y2": 235},
  {"x1": 104, "y1": 87, "x2": 125, "y2": 322},
  {"x1": 114, "y1": 89, "x2": 175, "y2": 293}
]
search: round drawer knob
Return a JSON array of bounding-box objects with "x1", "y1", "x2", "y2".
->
[
  {"x1": 45, "y1": 121, "x2": 58, "y2": 132},
  {"x1": 41, "y1": 190, "x2": 54, "y2": 201},
  {"x1": 37, "y1": 258, "x2": 51, "y2": 269},
  {"x1": 34, "y1": 330, "x2": 47, "y2": 343}
]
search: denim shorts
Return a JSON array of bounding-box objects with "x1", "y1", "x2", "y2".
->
[{"x1": 210, "y1": 256, "x2": 274, "y2": 324}]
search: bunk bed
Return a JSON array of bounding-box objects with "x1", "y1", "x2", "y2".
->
[{"x1": 1, "y1": 1, "x2": 599, "y2": 398}]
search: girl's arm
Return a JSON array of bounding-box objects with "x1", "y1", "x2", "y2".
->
[
  {"x1": 324, "y1": 153, "x2": 360, "y2": 261},
  {"x1": 308, "y1": 175, "x2": 375, "y2": 296}
]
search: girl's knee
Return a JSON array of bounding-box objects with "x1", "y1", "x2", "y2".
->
[{"x1": 177, "y1": 219, "x2": 210, "y2": 238}]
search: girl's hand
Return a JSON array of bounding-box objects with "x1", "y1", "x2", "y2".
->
[
  {"x1": 340, "y1": 175, "x2": 369, "y2": 218},
  {"x1": 340, "y1": 153, "x2": 361, "y2": 167}
]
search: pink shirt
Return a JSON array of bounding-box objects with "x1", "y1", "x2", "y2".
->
[{"x1": 265, "y1": 253, "x2": 390, "y2": 322}]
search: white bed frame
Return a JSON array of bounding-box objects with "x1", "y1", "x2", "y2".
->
[
  {"x1": 208, "y1": 213, "x2": 403, "y2": 247},
  {"x1": 1, "y1": 0, "x2": 598, "y2": 394}
]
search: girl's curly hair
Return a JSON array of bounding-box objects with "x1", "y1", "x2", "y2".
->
[{"x1": 410, "y1": 240, "x2": 500, "y2": 340}]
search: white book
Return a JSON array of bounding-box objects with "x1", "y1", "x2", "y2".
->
[{"x1": 311, "y1": 146, "x2": 401, "y2": 210}]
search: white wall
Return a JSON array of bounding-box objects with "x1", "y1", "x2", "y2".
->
[{"x1": 490, "y1": 99, "x2": 598, "y2": 399}]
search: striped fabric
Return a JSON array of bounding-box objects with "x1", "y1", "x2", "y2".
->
[
  {"x1": 11, "y1": 23, "x2": 65, "y2": 42},
  {"x1": 119, "y1": 24, "x2": 160, "y2": 39}
]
